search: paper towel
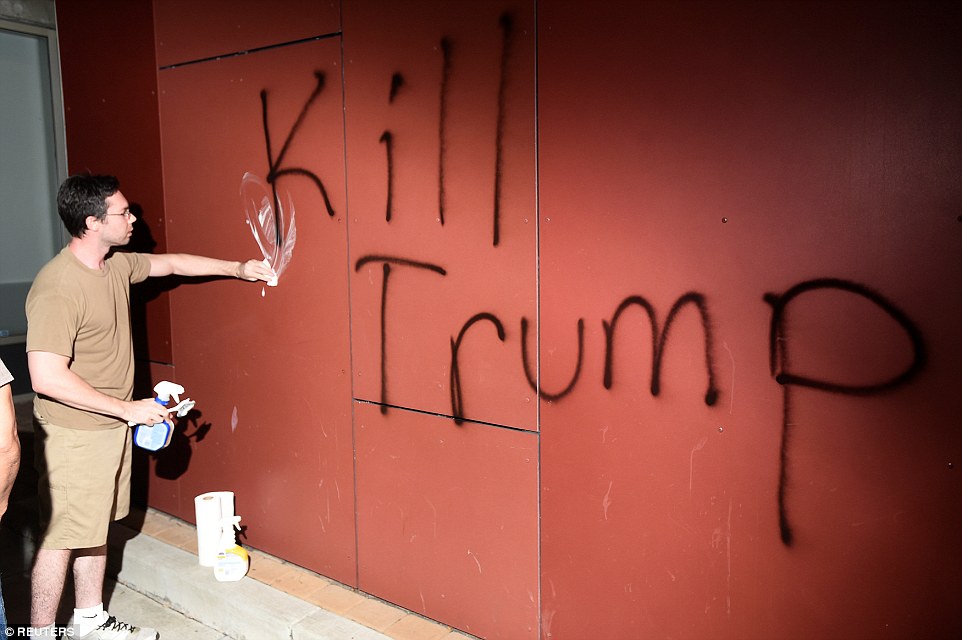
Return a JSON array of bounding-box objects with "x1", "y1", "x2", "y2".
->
[{"x1": 194, "y1": 491, "x2": 234, "y2": 566}]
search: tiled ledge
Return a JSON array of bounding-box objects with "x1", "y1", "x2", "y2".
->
[{"x1": 125, "y1": 508, "x2": 475, "y2": 640}]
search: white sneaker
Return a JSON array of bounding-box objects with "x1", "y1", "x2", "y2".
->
[{"x1": 74, "y1": 614, "x2": 158, "y2": 640}]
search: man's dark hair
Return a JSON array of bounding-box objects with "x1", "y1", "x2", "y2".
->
[{"x1": 57, "y1": 174, "x2": 120, "y2": 238}]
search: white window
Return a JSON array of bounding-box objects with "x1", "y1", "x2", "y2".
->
[{"x1": 0, "y1": 18, "x2": 67, "y2": 338}]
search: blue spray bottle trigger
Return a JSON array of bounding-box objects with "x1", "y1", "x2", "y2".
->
[{"x1": 133, "y1": 381, "x2": 183, "y2": 452}]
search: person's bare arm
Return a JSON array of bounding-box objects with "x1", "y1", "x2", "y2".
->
[
  {"x1": 0, "y1": 380, "x2": 20, "y2": 519},
  {"x1": 145, "y1": 254, "x2": 275, "y2": 281},
  {"x1": 27, "y1": 351, "x2": 169, "y2": 426}
]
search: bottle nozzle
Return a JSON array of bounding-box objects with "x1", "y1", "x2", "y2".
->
[{"x1": 153, "y1": 380, "x2": 185, "y2": 403}]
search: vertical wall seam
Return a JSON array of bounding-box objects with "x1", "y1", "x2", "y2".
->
[
  {"x1": 336, "y1": 0, "x2": 361, "y2": 591},
  {"x1": 533, "y1": 1, "x2": 542, "y2": 638}
]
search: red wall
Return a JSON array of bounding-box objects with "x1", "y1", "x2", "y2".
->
[
  {"x1": 56, "y1": 1, "x2": 961, "y2": 638},
  {"x1": 56, "y1": 0, "x2": 172, "y2": 364},
  {"x1": 538, "y1": 3, "x2": 960, "y2": 638}
]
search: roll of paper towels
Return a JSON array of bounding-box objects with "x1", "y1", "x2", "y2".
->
[{"x1": 195, "y1": 491, "x2": 234, "y2": 566}]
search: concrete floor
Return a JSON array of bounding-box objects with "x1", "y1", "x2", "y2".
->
[{"x1": 0, "y1": 572, "x2": 227, "y2": 639}]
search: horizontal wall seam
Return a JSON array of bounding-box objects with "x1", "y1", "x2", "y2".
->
[
  {"x1": 159, "y1": 32, "x2": 341, "y2": 70},
  {"x1": 353, "y1": 397, "x2": 541, "y2": 434}
]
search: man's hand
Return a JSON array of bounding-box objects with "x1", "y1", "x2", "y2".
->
[
  {"x1": 236, "y1": 259, "x2": 277, "y2": 283},
  {"x1": 29, "y1": 351, "x2": 181, "y2": 428},
  {"x1": 121, "y1": 398, "x2": 170, "y2": 427}
]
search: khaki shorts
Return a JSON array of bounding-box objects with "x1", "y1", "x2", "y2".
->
[{"x1": 34, "y1": 417, "x2": 132, "y2": 549}]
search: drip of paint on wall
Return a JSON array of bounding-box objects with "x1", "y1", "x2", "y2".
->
[{"x1": 241, "y1": 172, "x2": 296, "y2": 287}]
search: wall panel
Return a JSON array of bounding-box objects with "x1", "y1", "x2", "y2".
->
[
  {"x1": 355, "y1": 403, "x2": 539, "y2": 639},
  {"x1": 342, "y1": 5, "x2": 541, "y2": 637},
  {"x1": 155, "y1": 38, "x2": 355, "y2": 583},
  {"x1": 538, "y1": 1, "x2": 961, "y2": 638},
  {"x1": 343, "y1": 0, "x2": 537, "y2": 430}
]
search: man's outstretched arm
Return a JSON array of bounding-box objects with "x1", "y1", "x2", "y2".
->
[{"x1": 145, "y1": 254, "x2": 275, "y2": 281}]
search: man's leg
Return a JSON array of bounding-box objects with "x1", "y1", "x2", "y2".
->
[
  {"x1": 72, "y1": 545, "x2": 107, "y2": 608},
  {"x1": 31, "y1": 547, "x2": 71, "y2": 627},
  {"x1": 34, "y1": 424, "x2": 154, "y2": 637}
]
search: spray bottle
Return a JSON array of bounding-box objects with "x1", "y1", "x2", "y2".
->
[
  {"x1": 213, "y1": 516, "x2": 249, "y2": 581},
  {"x1": 131, "y1": 381, "x2": 193, "y2": 452}
]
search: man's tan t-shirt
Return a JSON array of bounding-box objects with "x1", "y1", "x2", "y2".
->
[{"x1": 26, "y1": 247, "x2": 151, "y2": 430}]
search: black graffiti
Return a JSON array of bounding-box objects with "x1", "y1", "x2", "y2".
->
[
  {"x1": 521, "y1": 317, "x2": 585, "y2": 401},
  {"x1": 379, "y1": 131, "x2": 395, "y2": 222},
  {"x1": 352, "y1": 261, "x2": 926, "y2": 546},
  {"x1": 382, "y1": 73, "x2": 405, "y2": 222},
  {"x1": 356, "y1": 289, "x2": 716, "y2": 419},
  {"x1": 339, "y1": 20, "x2": 928, "y2": 548},
  {"x1": 492, "y1": 12, "x2": 515, "y2": 247},
  {"x1": 352, "y1": 265, "x2": 926, "y2": 550},
  {"x1": 450, "y1": 313, "x2": 506, "y2": 425},
  {"x1": 261, "y1": 70, "x2": 335, "y2": 218},
  {"x1": 355, "y1": 255, "x2": 447, "y2": 413},
  {"x1": 603, "y1": 293, "x2": 719, "y2": 406},
  {"x1": 448, "y1": 303, "x2": 713, "y2": 420},
  {"x1": 765, "y1": 278, "x2": 926, "y2": 546},
  {"x1": 355, "y1": 254, "x2": 447, "y2": 276},
  {"x1": 389, "y1": 72, "x2": 404, "y2": 104},
  {"x1": 380, "y1": 17, "x2": 520, "y2": 242},
  {"x1": 438, "y1": 38, "x2": 453, "y2": 226},
  {"x1": 446, "y1": 295, "x2": 718, "y2": 421}
]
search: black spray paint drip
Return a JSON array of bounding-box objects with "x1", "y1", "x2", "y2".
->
[
  {"x1": 379, "y1": 130, "x2": 394, "y2": 222},
  {"x1": 381, "y1": 73, "x2": 405, "y2": 223},
  {"x1": 438, "y1": 38, "x2": 453, "y2": 226},
  {"x1": 389, "y1": 72, "x2": 405, "y2": 104}
]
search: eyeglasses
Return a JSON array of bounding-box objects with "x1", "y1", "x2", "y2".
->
[{"x1": 104, "y1": 210, "x2": 134, "y2": 220}]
